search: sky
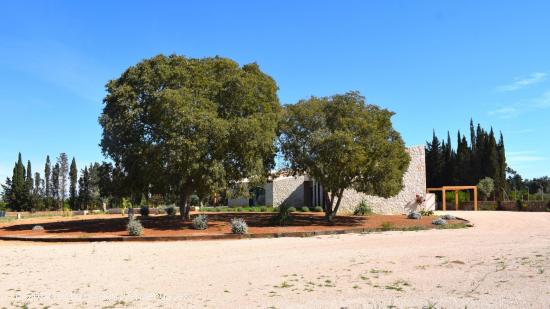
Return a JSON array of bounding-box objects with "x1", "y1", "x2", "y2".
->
[{"x1": 1, "y1": 0, "x2": 550, "y2": 182}]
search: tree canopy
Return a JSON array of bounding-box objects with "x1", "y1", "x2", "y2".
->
[
  {"x1": 279, "y1": 91, "x2": 410, "y2": 220},
  {"x1": 99, "y1": 54, "x2": 282, "y2": 219}
]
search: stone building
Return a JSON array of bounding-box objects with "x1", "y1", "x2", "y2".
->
[{"x1": 228, "y1": 145, "x2": 435, "y2": 214}]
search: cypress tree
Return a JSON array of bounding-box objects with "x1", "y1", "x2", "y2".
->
[
  {"x1": 51, "y1": 163, "x2": 60, "y2": 210},
  {"x1": 44, "y1": 155, "x2": 51, "y2": 207},
  {"x1": 24, "y1": 160, "x2": 33, "y2": 211},
  {"x1": 69, "y1": 158, "x2": 78, "y2": 210},
  {"x1": 78, "y1": 166, "x2": 90, "y2": 210},
  {"x1": 426, "y1": 121, "x2": 507, "y2": 193},
  {"x1": 496, "y1": 132, "x2": 507, "y2": 201},
  {"x1": 426, "y1": 130, "x2": 442, "y2": 187},
  {"x1": 10, "y1": 153, "x2": 26, "y2": 211}
]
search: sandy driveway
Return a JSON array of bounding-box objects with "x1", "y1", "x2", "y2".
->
[{"x1": 0, "y1": 211, "x2": 549, "y2": 308}]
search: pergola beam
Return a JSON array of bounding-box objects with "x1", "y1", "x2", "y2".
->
[{"x1": 426, "y1": 185, "x2": 478, "y2": 211}]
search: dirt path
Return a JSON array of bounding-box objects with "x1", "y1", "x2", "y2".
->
[{"x1": 0, "y1": 211, "x2": 549, "y2": 308}]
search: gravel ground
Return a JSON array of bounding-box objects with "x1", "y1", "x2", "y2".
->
[{"x1": 0, "y1": 211, "x2": 549, "y2": 308}]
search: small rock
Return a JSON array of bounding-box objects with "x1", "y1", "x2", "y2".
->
[
  {"x1": 432, "y1": 218, "x2": 447, "y2": 225},
  {"x1": 32, "y1": 225, "x2": 45, "y2": 231},
  {"x1": 407, "y1": 211, "x2": 422, "y2": 220},
  {"x1": 440, "y1": 214, "x2": 456, "y2": 220}
]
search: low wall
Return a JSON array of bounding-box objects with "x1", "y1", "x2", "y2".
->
[{"x1": 459, "y1": 200, "x2": 549, "y2": 212}]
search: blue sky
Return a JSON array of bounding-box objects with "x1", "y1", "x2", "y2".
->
[{"x1": 1, "y1": 0, "x2": 550, "y2": 181}]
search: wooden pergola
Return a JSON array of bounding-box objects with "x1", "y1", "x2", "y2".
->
[{"x1": 426, "y1": 186, "x2": 478, "y2": 211}]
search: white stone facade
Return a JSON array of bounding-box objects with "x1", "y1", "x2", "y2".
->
[
  {"x1": 227, "y1": 145, "x2": 428, "y2": 214},
  {"x1": 337, "y1": 145, "x2": 427, "y2": 214}
]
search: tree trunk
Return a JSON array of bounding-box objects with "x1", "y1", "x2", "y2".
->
[
  {"x1": 328, "y1": 188, "x2": 345, "y2": 222},
  {"x1": 178, "y1": 192, "x2": 191, "y2": 221}
]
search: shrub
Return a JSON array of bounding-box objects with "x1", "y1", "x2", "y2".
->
[
  {"x1": 271, "y1": 203, "x2": 294, "y2": 226},
  {"x1": 260, "y1": 207, "x2": 268, "y2": 212},
  {"x1": 236, "y1": 207, "x2": 243, "y2": 212},
  {"x1": 127, "y1": 219, "x2": 143, "y2": 236},
  {"x1": 165, "y1": 206, "x2": 177, "y2": 216},
  {"x1": 407, "y1": 211, "x2": 421, "y2": 220},
  {"x1": 420, "y1": 210, "x2": 434, "y2": 216},
  {"x1": 440, "y1": 214, "x2": 456, "y2": 220},
  {"x1": 300, "y1": 206, "x2": 309, "y2": 212},
  {"x1": 354, "y1": 200, "x2": 373, "y2": 216},
  {"x1": 230, "y1": 218, "x2": 248, "y2": 234},
  {"x1": 192, "y1": 214, "x2": 208, "y2": 230},
  {"x1": 313, "y1": 206, "x2": 324, "y2": 212},
  {"x1": 140, "y1": 206, "x2": 150, "y2": 217},
  {"x1": 380, "y1": 221, "x2": 393, "y2": 231},
  {"x1": 287, "y1": 207, "x2": 297, "y2": 212},
  {"x1": 432, "y1": 218, "x2": 447, "y2": 225},
  {"x1": 516, "y1": 200, "x2": 524, "y2": 211}
]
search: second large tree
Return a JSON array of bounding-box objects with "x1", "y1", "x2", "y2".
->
[{"x1": 99, "y1": 55, "x2": 281, "y2": 219}]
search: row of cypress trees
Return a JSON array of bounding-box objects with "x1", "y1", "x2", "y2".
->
[
  {"x1": 425, "y1": 120, "x2": 507, "y2": 200},
  {"x1": 1, "y1": 153, "x2": 80, "y2": 211}
]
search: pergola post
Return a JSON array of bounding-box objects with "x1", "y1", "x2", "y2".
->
[
  {"x1": 442, "y1": 188, "x2": 446, "y2": 211},
  {"x1": 427, "y1": 186, "x2": 478, "y2": 212},
  {"x1": 474, "y1": 187, "x2": 478, "y2": 211}
]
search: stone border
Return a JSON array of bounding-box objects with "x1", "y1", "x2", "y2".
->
[{"x1": 0, "y1": 218, "x2": 471, "y2": 243}]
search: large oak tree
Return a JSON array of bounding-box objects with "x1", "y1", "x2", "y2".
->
[
  {"x1": 279, "y1": 91, "x2": 410, "y2": 220},
  {"x1": 99, "y1": 54, "x2": 281, "y2": 219}
]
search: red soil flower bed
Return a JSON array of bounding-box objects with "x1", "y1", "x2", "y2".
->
[{"x1": 0, "y1": 212, "x2": 467, "y2": 241}]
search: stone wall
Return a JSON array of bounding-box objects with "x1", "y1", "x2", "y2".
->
[
  {"x1": 337, "y1": 145, "x2": 427, "y2": 214},
  {"x1": 272, "y1": 175, "x2": 306, "y2": 207}
]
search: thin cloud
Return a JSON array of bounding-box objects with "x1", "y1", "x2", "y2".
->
[
  {"x1": 497, "y1": 72, "x2": 547, "y2": 92},
  {"x1": 532, "y1": 91, "x2": 550, "y2": 108},
  {"x1": 489, "y1": 89, "x2": 550, "y2": 118},
  {"x1": 507, "y1": 151, "x2": 548, "y2": 163},
  {"x1": 488, "y1": 106, "x2": 518, "y2": 118}
]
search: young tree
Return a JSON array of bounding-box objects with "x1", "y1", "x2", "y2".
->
[
  {"x1": 99, "y1": 55, "x2": 281, "y2": 219},
  {"x1": 477, "y1": 177, "x2": 495, "y2": 201},
  {"x1": 279, "y1": 92, "x2": 410, "y2": 221},
  {"x1": 69, "y1": 158, "x2": 78, "y2": 209},
  {"x1": 57, "y1": 153, "x2": 69, "y2": 204}
]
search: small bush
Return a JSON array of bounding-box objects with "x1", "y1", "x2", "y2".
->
[
  {"x1": 432, "y1": 218, "x2": 447, "y2": 225},
  {"x1": 192, "y1": 214, "x2": 208, "y2": 230},
  {"x1": 313, "y1": 206, "x2": 323, "y2": 212},
  {"x1": 236, "y1": 207, "x2": 243, "y2": 212},
  {"x1": 140, "y1": 206, "x2": 150, "y2": 217},
  {"x1": 420, "y1": 210, "x2": 434, "y2": 216},
  {"x1": 354, "y1": 200, "x2": 373, "y2": 216},
  {"x1": 300, "y1": 206, "x2": 309, "y2": 212},
  {"x1": 260, "y1": 207, "x2": 268, "y2": 212},
  {"x1": 230, "y1": 218, "x2": 248, "y2": 234},
  {"x1": 287, "y1": 207, "x2": 297, "y2": 212},
  {"x1": 516, "y1": 200, "x2": 524, "y2": 211},
  {"x1": 440, "y1": 214, "x2": 456, "y2": 220},
  {"x1": 165, "y1": 206, "x2": 176, "y2": 216},
  {"x1": 271, "y1": 203, "x2": 294, "y2": 226},
  {"x1": 407, "y1": 211, "x2": 421, "y2": 220},
  {"x1": 127, "y1": 219, "x2": 143, "y2": 236},
  {"x1": 380, "y1": 221, "x2": 393, "y2": 231}
]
